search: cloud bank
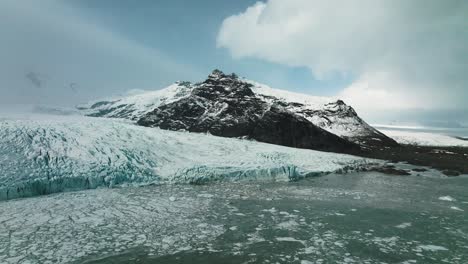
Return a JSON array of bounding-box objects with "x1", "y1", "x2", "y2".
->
[
  {"x1": 0, "y1": 0, "x2": 200, "y2": 106},
  {"x1": 217, "y1": 0, "x2": 468, "y2": 113}
]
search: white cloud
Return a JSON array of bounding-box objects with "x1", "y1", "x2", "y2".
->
[
  {"x1": 338, "y1": 72, "x2": 421, "y2": 111},
  {"x1": 218, "y1": 0, "x2": 468, "y2": 112}
]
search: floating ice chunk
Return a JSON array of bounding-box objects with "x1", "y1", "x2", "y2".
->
[
  {"x1": 439, "y1": 196, "x2": 456, "y2": 202},
  {"x1": 197, "y1": 193, "x2": 215, "y2": 198},
  {"x1": 401, "y1": 260, "x2": 417, "y2": 264},
  {"x1": 262, "y1": 207, "x2": 277, "y2": 214},
  {"x1": 247, "y1": 232, "x2": 265, "y2": 243},
  {"x1": 418, "y1": 245, "x2": 449, "y2": 251},
  {"x1": 277, "y1": 220, "x2": 299, "y2": 230},
  {"x1": 304, "y1": 246, "x2": 316, "y2": 254},
  {"x1": 450, "y1": 206, "x2": 464, "y2": 211},
  {"x1": 275, "y1": 237, "x2": 306, "y2": 246},
  {"x1": 395, "y1": 222, "x2": 412, "y2": 229}
]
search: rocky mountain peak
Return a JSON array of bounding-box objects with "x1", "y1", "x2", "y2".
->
[
  {"x1": 208, "y1": 69, "x2": 239, "y2": 81},
  {"x1": 209, "y1": 69, "x2": 225, "y2": 78},
  {"x1": 80, "y1": 69, "x2": 397, "y2": 151},
  {"x1": 335, "y1": 100, "x2": 346, "y2": 105},
  {"x1": 174, "y1": 81, "x2": 192, "y2": 88},
  {"x1": 197, "y1": 70, "x2": 254, "y2": 99},
  {"x1": 324, "y1": 100, "x2": 358, "y2": 116}
]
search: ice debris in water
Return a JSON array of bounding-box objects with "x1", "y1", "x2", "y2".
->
[
  {"x1": 417, "y1": 245, "x2": 449, "y2": 251},
  {"x1": 395, "y1": 222, "x2": 412, "y2": 229},
  {"x1": 439, "y1": 196, "x2": 456, "y2": 202},
  {"x1": 450, "y1": 206, "x2": 464, "y2": 212}
]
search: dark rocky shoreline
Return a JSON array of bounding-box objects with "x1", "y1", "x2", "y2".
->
[{"x1": 356, "y1": 144, "x2": 468, "y2": 176}]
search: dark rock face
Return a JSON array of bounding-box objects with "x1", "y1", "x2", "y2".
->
[
  {"x1": 250, "y1": 105, "x2": 357, "y2": 153},
  {"x1": 367, "y1": 165, "x2": 411, "y2": 176},
  {"x1": 80, "y1": 69, "x2": 397, "y2": 151},
  {"x1": 138, "y1": 70, "x2": 359, "y2": 153},
  {"x1": 138, "y1": 71, "x2": 268, "y2": 137},
  {"x1": 442, "y1": 170, "x2": 461, "y2": 177},
  {"x1": 275, "y1": 98, "x2": 398, "y2": 149}
]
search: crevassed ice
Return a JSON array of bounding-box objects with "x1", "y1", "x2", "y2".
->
[{"x1": 0, "y1": 114, "x2": 374, "y2": 200}]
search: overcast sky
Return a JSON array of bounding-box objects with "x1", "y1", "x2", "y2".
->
[{"x1": 1, "y1": 0, "x2": 467, "y2": 125}]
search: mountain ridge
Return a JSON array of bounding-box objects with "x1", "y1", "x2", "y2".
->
[{"x1": 79, "y1": 69, "x2": 397, "y2": 152}]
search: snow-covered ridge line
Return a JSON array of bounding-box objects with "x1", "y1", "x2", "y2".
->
[
  {"x1": 0, "y1": 115, "x2": 374, "y2": 200},
  {"x1": 77, "y1": 78, "x2": 335, "y2": 120},
  {"x1": 78, "y1": 76, "x2": 335, "y2": 120},
  {"x1": 77, "y1": 82, "x2": 193, "y2": 120},
  {"x1": 78, "y1": 70, "x2": 395, "y2": 148},
  {"x1": 245, "y1": 79, "x2": 332, "y2": 109},
  {"x1": 244, "y1": 77, "x2": 393, "y2": 143}
]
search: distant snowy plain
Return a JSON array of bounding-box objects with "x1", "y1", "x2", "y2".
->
[{"x1": 375, "y1": 126, "x2": 468, "y2": 147}]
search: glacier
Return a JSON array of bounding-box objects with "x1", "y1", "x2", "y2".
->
[{"x1": 0, "y1": 113, "x2": 375, "y2": 200}]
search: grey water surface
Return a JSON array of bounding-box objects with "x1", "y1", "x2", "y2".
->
[
  {"x1": 1, "y1": 171, "x2": 467, "y2": 264},
  {"x1": 84, "y1": 172, "x2": 468, "y2": 264}
]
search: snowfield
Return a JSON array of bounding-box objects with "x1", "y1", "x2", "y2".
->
[
  {"x1": 378, "y1": 129, "x2": 468, "y2": 147},
  {"x1": 0, "y1": 113, "x2": 374, "y2": 200}
]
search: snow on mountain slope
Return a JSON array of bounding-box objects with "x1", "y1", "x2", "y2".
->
[
  {"x1": 247, "y1": 79, "x2": 393, "y2": 143},
  {"x1": 79, "y1": 74, "x2": 333, "y2": 124},
  {"x1": 0, "y1": 114, "x2": 374, "y2": 200},
  {"x1": 79, "y1": 70, "x2": 396, "y2": 148},
  {"x1": 246, "y1": 79, "x2": 331, "y2": 109},
  {"x1": 378, "y1": 129, "x2": 468, "y2": 147},
  {"x1": 77, "y1": 81, "x2": 193, "y2": 120},
  {"x1": 137, "y1": 70, "x2": 359, "y2": 153}
]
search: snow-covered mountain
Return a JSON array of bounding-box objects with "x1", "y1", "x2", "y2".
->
[
  {"x1": 248, "y1": 80, "x2": 394, "y2": 147},
  {"x1": 79, "y1": 70, "x2": 396, "y2": 149},
  {"x1": 77, "y1": 81, "x2": 193, "y2": 120},
  {"x1": 137, "y1": 70, "x2": 360, "y2": 153},
  {"x1": 0, "y1": 114, "x2": 373, "y2": 200}
]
